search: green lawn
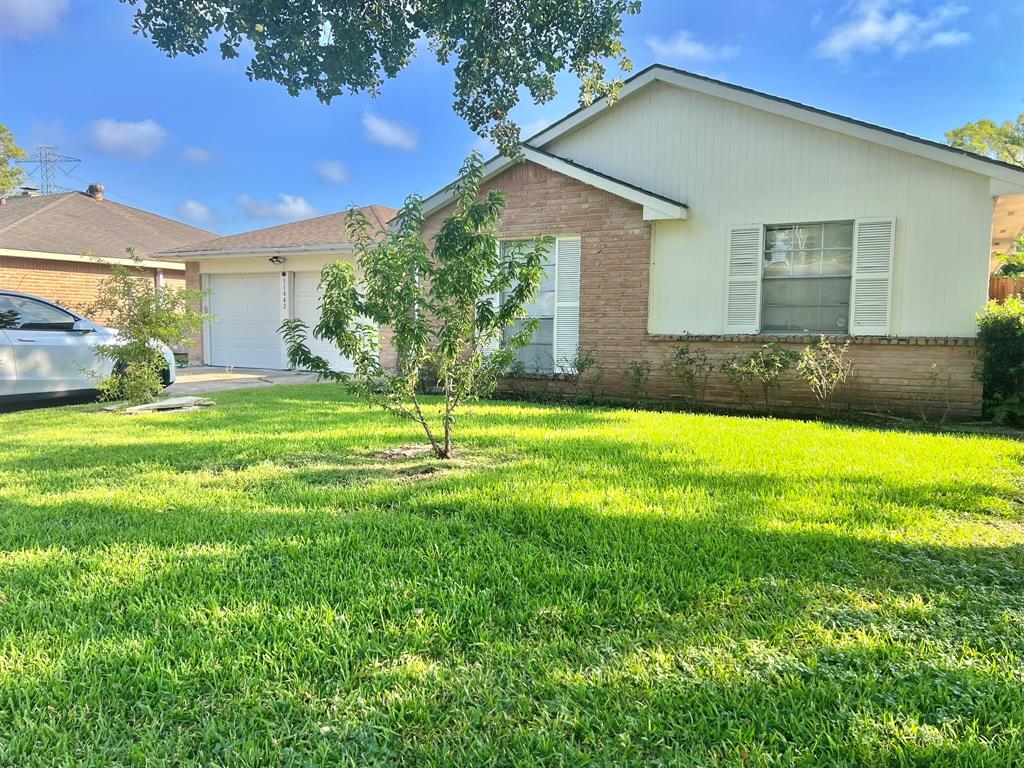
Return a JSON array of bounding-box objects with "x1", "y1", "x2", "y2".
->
[{"x1": 1, "y1": 386, "x2": 1022, "y2": 766}]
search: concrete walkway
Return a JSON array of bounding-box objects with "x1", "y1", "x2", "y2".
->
[{"x1": 166, "y1": 366, "x2": 324, "y2": 395}]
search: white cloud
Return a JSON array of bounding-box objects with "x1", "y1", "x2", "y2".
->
[
  {"x1": 362, "y1": 112, "x2": 418, "y2": 151},
  {"x1": 314, "y1": 160, "x2": 351, "y2": 183},
  {"x1": 0, "y1": 0, "x2": 68, "y2": 41},
  {"x1": 178, "y1": 200, "x2": 217, "y2": 226},
  {"x1": 181, "y1": 146, "x2": 211, "y2": 164},
  {"x1": 816, "y1": 1, "x2": 970, "y2": 63},
  {"x1": 645, "y1": 30, "x2": 739, "y2": 62},
  {"x1": 236, "y1": 193, "x2": 317, "y2": 222},
  {"x1": 91, "y1": 118, "x2": 166, "y2": 160}
]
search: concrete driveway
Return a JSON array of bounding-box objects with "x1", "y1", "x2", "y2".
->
[{"x1": 166, "y1": 366, "x2": 324, "y2": 395}]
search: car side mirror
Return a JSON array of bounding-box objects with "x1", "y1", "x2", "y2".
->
[{"x1": 72, "y1": 319, "x2": 95, "y2": 333}]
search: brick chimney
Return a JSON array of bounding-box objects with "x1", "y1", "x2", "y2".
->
[{"x1": 86, "y1": 183, "x2": 104, "y2": 201}]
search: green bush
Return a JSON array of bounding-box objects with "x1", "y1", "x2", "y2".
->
[
  {"x1": 624, "y1": 359, "x2": 651, "y2": 402},
  {"x1": 86, "y1": 253, "x2": 206, "y2": 405},
  {"x1": 721, "y1": 343, "x2": 800, "y2": 413},
  {"x1": 976, "y1": 296, "x2": 1024, "y2": 424},
  {"x1": 662, "y1": 344, "x2": 712, "y2": 408}
]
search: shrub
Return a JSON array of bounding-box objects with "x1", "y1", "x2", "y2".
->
[
  {"x1": 796, "y1": 336, "x2": 854, "y2": 415},
  {"x1": 662, "y1": 344, "x2": 712, "y2": 408},
  {"x1": 86, "y1": 254, "x2": 205, "y2": 405},
  {"x1": 624, "y1": 359, "x2": 651, "y2": 402},
  {"x1": 720, "y1": 343, "x2": 799, "y2": 413},
  {"x1": 976, "y1": 296, "x2": 1024, "y2": 424},
  {"x1": 570, "y1": 347, "x2": 604, "y2": 402}
]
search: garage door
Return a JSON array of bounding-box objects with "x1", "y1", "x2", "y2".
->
[
  {"x1": 206, "y1": 274, "x2": 283, "y2": 368},
  {"x1": 293, "y1": 272, "x2": 354, "y2": 373}
]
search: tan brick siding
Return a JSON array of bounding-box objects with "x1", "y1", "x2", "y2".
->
[
  {"x1": 184, "y1": 262, "x2": 203, "y2": 364},
  {"x1": 419, "y1": 161, "x2": 982, "y2": 418},
  {"x1": 0, "y1": 255, "x2": 181, "y2": 319}
]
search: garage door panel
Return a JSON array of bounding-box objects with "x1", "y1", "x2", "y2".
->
[
  {"x1": 207, "y1": 274, "x2": 282, "y2": 368},
  {"x1": 294, "y1": 272, "x2": 353, "y2": 373}
]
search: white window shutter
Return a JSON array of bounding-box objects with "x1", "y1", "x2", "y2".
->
[
  {"x1": 850, "y1": 217, "x2": 895, "y2": 336},
  {"x1": 554, "y1": 237, "x2": 581, "y2": 372},
  {"x1": 724, "y1": 226, "x2": 763, "y2": 334}
]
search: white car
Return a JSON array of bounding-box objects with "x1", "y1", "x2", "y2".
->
[{"x1": 0, "y1": 290, "x2": 176, "y2": 403}]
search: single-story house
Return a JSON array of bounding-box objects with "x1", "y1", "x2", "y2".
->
[
  {"x1": 158, "y1": 205, "x2": 395, "y2": 370},
  {"x1": 412, "y1": 64, "x2": 1024, "y2": 417},
  {"x1": 0, "y1": 184, "x2": 211, "y2": 313}
]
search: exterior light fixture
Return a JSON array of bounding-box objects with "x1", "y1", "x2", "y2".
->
[{"x1": 268, "y1": 255, "x2": 285, "y2": 265}]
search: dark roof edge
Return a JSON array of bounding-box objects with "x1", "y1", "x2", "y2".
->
[
  {"x1": 532, "y1": 63, "x2": 1023, "y2": 176},
  {"x1": 526, "y1": 146, "x2": 688, "y2": 209}
]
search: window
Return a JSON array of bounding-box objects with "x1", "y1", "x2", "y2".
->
[
  {"x1": 500, "y1": 239, "x2": 556, "y2": 373},
  {"x1": 761, "y1": 221, "x2": 853, "y2": 334},
  {"x1": 0, "y1": 295, "x2": 75, "y2": 331}
]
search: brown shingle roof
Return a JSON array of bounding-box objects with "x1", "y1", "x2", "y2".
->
[
  {"x1": 160, "y1": 204, "x2": 397, "y2": 255},
  {"x1": 0, "y1": 192, "x2": 214, "y2": 260}
]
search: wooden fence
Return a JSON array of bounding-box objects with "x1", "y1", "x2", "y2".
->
[{"x1": 989, "y1": 276, "x2": 1024, "y2": 302}]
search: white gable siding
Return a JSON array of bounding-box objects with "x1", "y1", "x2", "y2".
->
[{"x1": 545, "y1": 82, "x2": 994, "y2": 337}]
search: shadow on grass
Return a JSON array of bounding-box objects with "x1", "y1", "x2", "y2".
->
[{"x1": 1, "y1": 385, "x2": 1022, "y2": 763}]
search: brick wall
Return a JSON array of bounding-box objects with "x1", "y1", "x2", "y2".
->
[
  {"x1": 184, "y1": 262, "x2": 203, "y2": 364},
  {"x1": 0, "y1": 254, "x2": 182, "y2": 321},
  {"x1": 420, "y1": 160, "x2": 982, "y2": 418}
]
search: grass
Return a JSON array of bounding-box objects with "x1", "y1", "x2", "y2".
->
[{"x1": 0, "y1": 385, "x2": 1022, "y2": 766}]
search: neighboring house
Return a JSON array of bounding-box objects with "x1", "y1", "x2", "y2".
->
[
  {"x1": 416, "y1": 64, "x2": 1024, "y2": 417},
  {"x1": 157, "y1": 206, "x2": 395, "y2": 370},
  {"x1": 0, "y1": 184, "x2": 211, "y2": 314}
]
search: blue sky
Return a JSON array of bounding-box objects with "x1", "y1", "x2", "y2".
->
[{"x1": 1, "y1": 0, "x2": 1021, "y2": 236}]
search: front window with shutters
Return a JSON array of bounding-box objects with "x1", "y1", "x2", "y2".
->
[
  {"x1": 761, "y1": 221, "x2": 854, "y2": 335},
  {"x1": 500, "y1": 239, "x2": 557, "y2": 373}
]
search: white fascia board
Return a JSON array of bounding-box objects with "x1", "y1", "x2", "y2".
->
[
  {"x1": 0, "y1": 248, "x2": 185, "y2": 271},
  {"x1": 154, "y1": 243, "x2": 355, "y2": 259},
  {"x1": 529, "y1": 66, "x2": 1024, "y2": 187},
  {"x1": 420, "y1": 146, "x2": 688, "y2": 220},
  {"x1": 520, "y1": 147, "x2": 687, "y2": 221},
  {"x1": 991, "y1": 178, "x2": 1024, "y2": 197}
]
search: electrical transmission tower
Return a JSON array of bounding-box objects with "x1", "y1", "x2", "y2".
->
[{"x1": 18, "y1": 146, "x2": 80, "y2": 195}]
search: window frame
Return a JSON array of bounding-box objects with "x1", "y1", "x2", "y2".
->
[
  {"x1": 498, "y1": 237, "x2": 558, "y2": 374},
  {"x1": 760, "y1": 220, "x2": 854, "y2": 336}
]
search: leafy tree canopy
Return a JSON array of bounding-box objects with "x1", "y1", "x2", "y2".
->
[
  {"x1": 121, "y1": 0, "x2": 640, "y2": 154},
  {"x1": 282, "y1": 152, "x2": 548, "y2": 458},
  {"x1": 946, "y1": 113, "x2": 1024, "y2": 167},
  {"x1": 0, "y1": 124, "x2": 28, "y2": 196}
]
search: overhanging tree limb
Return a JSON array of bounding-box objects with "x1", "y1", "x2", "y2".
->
[{"x1": 120, "y1": 0, "x2": 640, "y2": 154}]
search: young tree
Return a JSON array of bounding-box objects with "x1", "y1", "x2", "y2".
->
[
  {"x1": 946, "y1": 114, "x2": 1024, "y2": 167},
  {"x1": 120, "y1": 0, "x2": 639, "y2": 154},
  {"x1": 0, "y1": 124, "x2": 28, "y2": 196},
  {"x1": 86, "y1": 251, "x2": 206, "y2": 404},
  {"x1": 281, "y1": 153, "x2": 548, "y2": 458}
]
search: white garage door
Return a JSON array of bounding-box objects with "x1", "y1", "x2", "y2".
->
[
  {"x1": 206, "y1": 274, "x2": 283, "y2": 368},
  {"x1": 293, "y1": 272, "x2": 354, "y2": 373}
]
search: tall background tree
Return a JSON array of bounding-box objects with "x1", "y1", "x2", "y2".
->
[
  {"x1": 0, "y1": 124, "x2": 28, "y2": 196},
  {"x1": 946, "y1": 113, "x2": 1024, "y2": 167},
  {"x1": 121, "y1": 0, "x2": 640, "y2": 154}
]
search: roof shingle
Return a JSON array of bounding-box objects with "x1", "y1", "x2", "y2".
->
[
  {"x1": 0, "y1": 191, "x2": 214, "y2": 260},
  {"x1": 160, "y1": 204, "x2": 397, "y2": 255}
]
